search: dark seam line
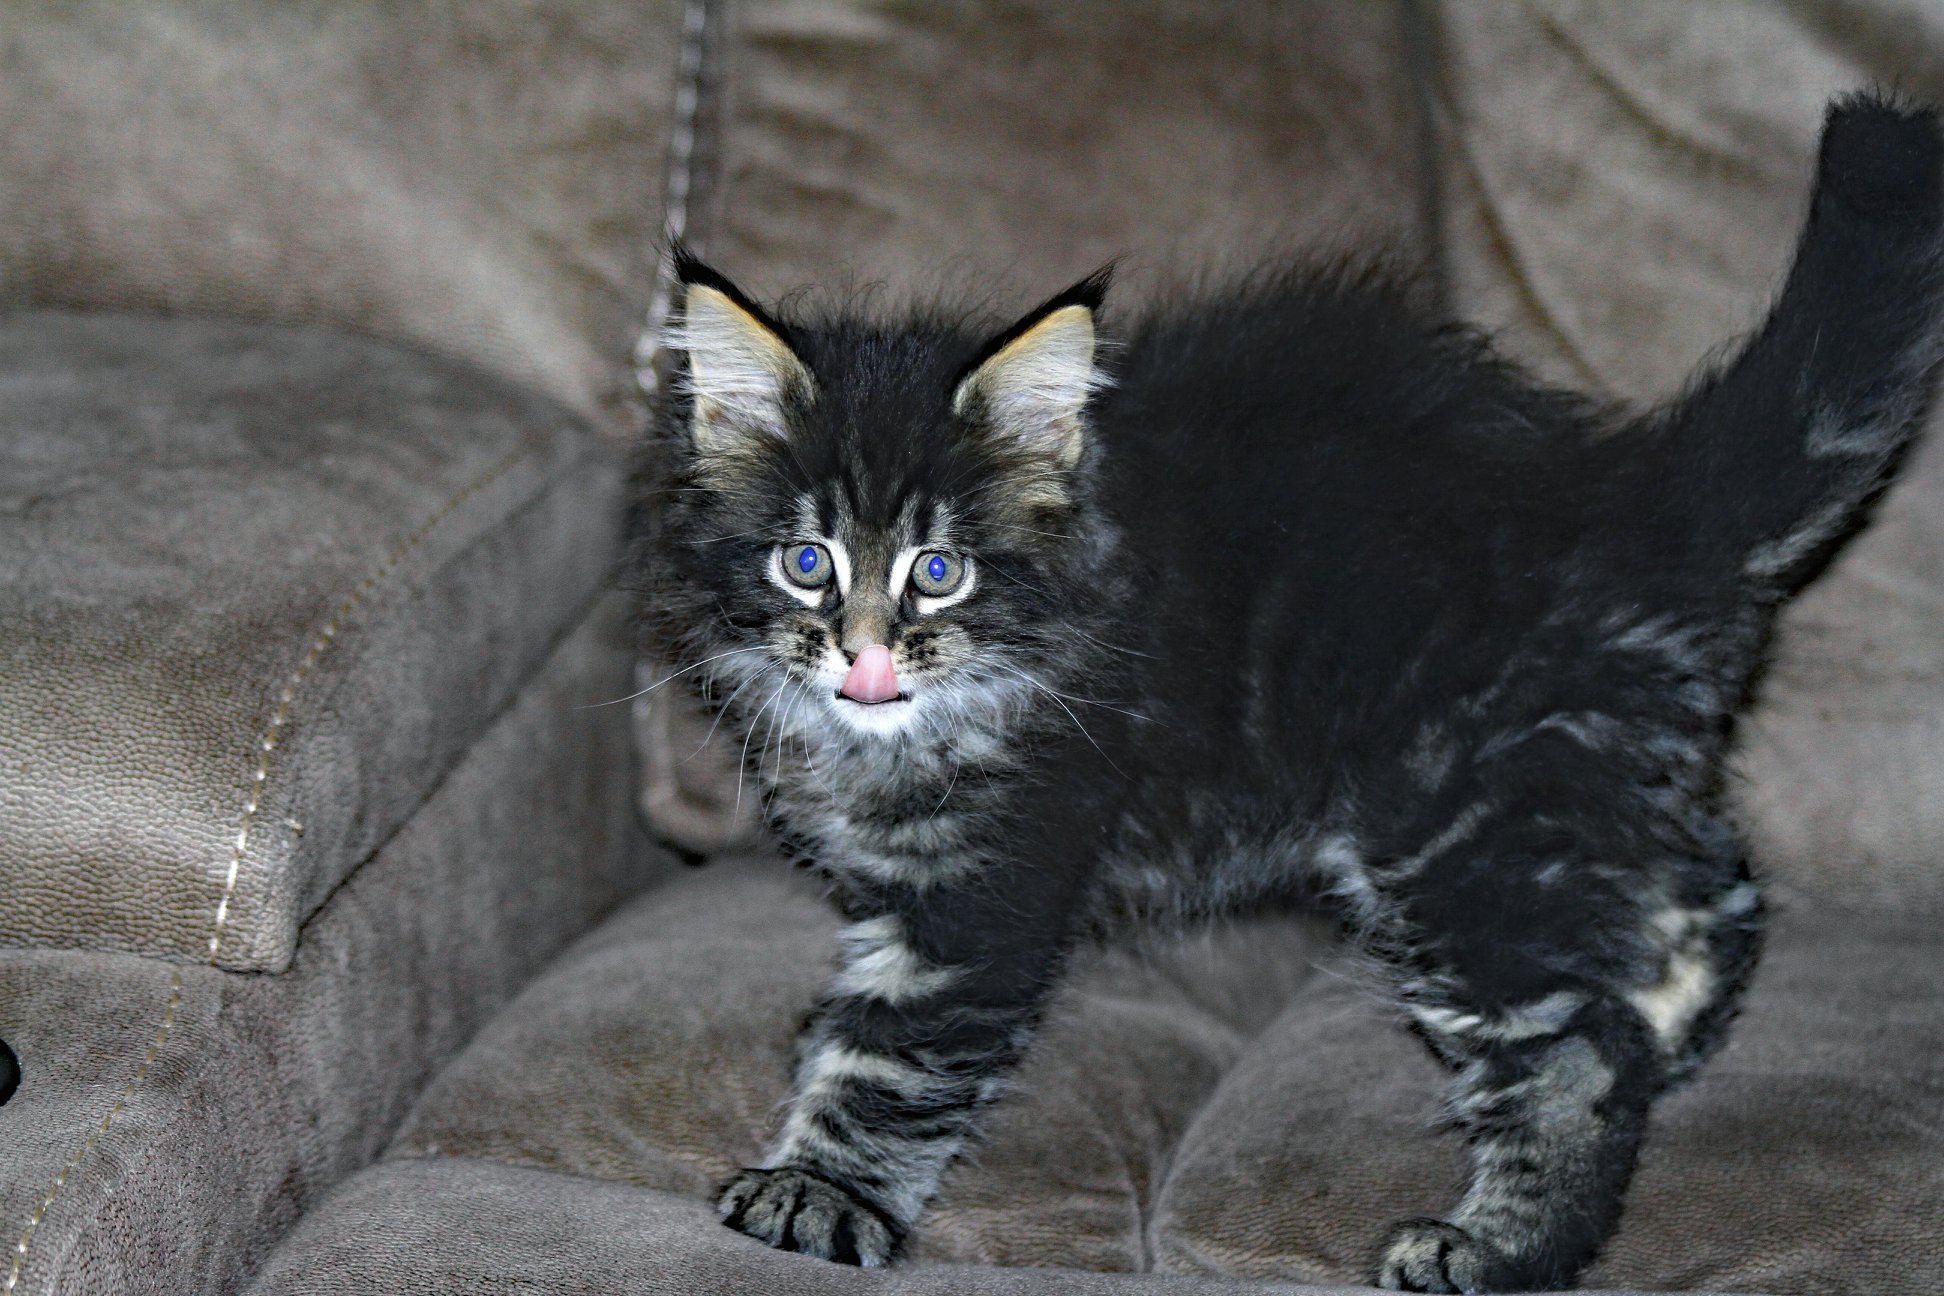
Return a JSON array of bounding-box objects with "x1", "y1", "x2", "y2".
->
[
  {"x1": 1527, "y1": 1, "x2": 1768, "y2": 185},
  {"x1": 1402, "y1": 0, "x2": 1453, "y2": 317},
  {"x1": 1447, "y1": 124, "x2": 1610, "y2": 394}
]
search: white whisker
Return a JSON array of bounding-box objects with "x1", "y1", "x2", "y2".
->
[
  {"x1": 1072, "y1": 627, "x2": 1156, "y2": 661},
  {"x1": 580, "y1": 647, "x2": 758, "y2": 708},
  {"x1": 989, "y1": 662, "x2": 1126, "y2": 777},
  {"x1": 693, "y1": 527, "x2": 777, "y2": 545},
  {"x1": 736, "y1": 674, "x2": 794, "y2": 815},
  {"x1": 688, "y1": 660, "x2": 782, "y2": 762}
]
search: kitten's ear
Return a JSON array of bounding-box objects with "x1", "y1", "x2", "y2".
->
[
  {"x1": 669, "y1": 251, "x2": 814, "y2": 455},
  {"x1": 952, "y1": 269, "x2": 1111, "y2": 471}
]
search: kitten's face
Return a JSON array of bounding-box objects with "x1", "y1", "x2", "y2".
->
[
  {"x1": 654, "y1": 262, "x2": 1109, "y2": 747},
  {"x1": 740, "y1": 491, "x2": 996, "y2": 738}
]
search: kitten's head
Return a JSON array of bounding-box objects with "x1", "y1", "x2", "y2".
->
[{"x1": 643, "y1": 254, "x2": 1116, "y2": 747}]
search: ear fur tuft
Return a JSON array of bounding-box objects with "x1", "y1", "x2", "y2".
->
[
  {"x1": 667, "y1": 252, "x2": 813, "y2": 456},
  {"x1": 953, "y1": 269, "x2": 1113, "y2": 472}
]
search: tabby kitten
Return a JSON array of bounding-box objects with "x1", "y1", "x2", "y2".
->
[{"x1": 630, "y1": 95, "x2": 1943, "y2": 1292}]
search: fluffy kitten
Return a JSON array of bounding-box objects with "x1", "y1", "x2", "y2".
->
[{"x1": 629, "y1": 95, "x2": 1943, "y2": 1292}]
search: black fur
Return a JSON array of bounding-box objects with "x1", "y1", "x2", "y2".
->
[{"x1": 628, "y1": 94, "x2": 1944, "y2": 1290}]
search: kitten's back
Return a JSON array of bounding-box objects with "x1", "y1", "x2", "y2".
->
[{"x1": 1082, "y1": 93, "x2": 1942, "y2": 844}]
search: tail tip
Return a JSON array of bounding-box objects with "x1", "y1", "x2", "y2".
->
[{"x1": 1818, "y1": 91, "x2": 1944, "y2": 223}]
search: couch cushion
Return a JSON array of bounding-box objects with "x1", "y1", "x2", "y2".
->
[
  {"x1": 0, "y1": 311, "x2": 619, "y2": 971},
  {"x1": 373, "y1": 855, "x2": 1941, "y2": 1293},
  {"x1": 383, "y1": 856, "x2": 1330, "y2": 1275},
  {"x1": 1148, "y1": 903, "x2": 1944, "y2": 1293},
  {"x1": 0, "y1": 1, "x2": 691, "y2": 434},
  {"x1": 245, "y1": 1160, "x2": 1368, "y2": 1296},
  {"x1": 705, "y1": 0, "x2": 1424, "y2": 312}
]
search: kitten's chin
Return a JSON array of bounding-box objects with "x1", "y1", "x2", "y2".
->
[{"x1": 827, "y1": 691, "x2": 919, "y2": 737}]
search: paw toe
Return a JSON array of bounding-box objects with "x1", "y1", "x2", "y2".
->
[
  {"x1": 718, "y1": 1168, "x2": 898, "y2": 1266},
  {"x1": 1377, "y1": 1218, "x2": 1507, "y2": 1293}
]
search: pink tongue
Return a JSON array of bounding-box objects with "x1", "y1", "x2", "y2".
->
[{"x1": 840, "y1": 644, "x2": 900, "y2": 703}]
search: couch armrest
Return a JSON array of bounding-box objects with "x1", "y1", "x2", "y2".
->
[
  {"x1": 1, "y1": 311, "x2": 621, "y2": 972},
  {"x1": 0, "y1": 312, "x2": 662, "y2": 1294}
]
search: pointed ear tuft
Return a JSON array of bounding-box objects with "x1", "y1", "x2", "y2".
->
[
  {"x1": 952, "y1": 270, "x2": 1111, "y2": 471},
  {"x1": 667, "y1": 256, "x2": 814, "y2": 456},
  {"x1": 669, "y1": 241, "x2": 712, "y2": 288}
]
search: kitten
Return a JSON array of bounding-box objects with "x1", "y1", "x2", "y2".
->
[{"x1": 628, "y1": 94, "x2": 1943, "y2": 1292}]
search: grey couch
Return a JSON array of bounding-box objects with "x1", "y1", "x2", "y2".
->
[{"x1": 3, "y1": 4, "x2": 1941, "y2": 1295}]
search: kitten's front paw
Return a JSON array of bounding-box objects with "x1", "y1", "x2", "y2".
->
[
  {"x1": 1377, "y1": 1218, "x2": 1515, "y2": 1293},
  {"x1": 718, "y1": 1167, "x2": 899, "y2": 1266}
]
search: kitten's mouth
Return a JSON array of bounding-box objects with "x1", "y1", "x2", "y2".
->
[
  {"x1": 838, "y1": 644, "x2": 902, "y2": 705},
  {"x1": 835, "y1": 690, "x2": 910, "y2": 707},
  {"x1": 827, "y1": 657, "x2": 918, "y2": 735}
]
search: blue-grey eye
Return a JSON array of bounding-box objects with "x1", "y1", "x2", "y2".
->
[
  {"x1": 911, "y1": 550, "x2": 966, "y2": 597},
  {"x1": 783, "y1": 542, "x2": 833, "y2": 589}
]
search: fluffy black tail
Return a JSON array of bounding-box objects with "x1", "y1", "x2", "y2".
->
[{"x1": 1666, "y1": 92, "x2": 1944, "y2": 591}]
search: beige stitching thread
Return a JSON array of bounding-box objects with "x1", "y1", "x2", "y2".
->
[
  {"x1": 4, "y1": 973, "x2": 181, "y2": 1294},
  {"x1": 4, "y1": 442, "x2": 533, "y2": 1293},
  {"x1": 204, "y1": 443, "x2": 530, "y2": 967}
]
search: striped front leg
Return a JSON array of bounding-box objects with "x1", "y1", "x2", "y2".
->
[{"x1": 720, "y1": 898, "x2": 1064, "y2": 1265}]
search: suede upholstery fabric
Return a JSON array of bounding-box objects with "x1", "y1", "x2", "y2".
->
[
  {"x1": 1435, "y1": 0, "x2": 1944, "y2": 403},
  {"x1": 246, "y1": 1160, "x2": 1386, "y2": 1296},
  {"x1": 1734, "y1": 421, "x2": 1944, "y2": 917},
  {"x1": 1149, "y1": 903, "x2": 1944, "y2": 1294},
  {"x1": 385, "y1": 858, "x2": 1330, "y2": 1273},
  {"x1": 242, "y1": 1163, "x2": 1743, "y2": 1296},
  {"x1": 0, "y1": 2, "x2": 685, "y2": 434},
  {"x1": 704, "y1": 0, "x2": 1424, "y2": 317},
  {"x1": 0, "y1": 312, "x2": 619, "y2": 971},
  {"x1": 0, "y1": 597, "x2": 656, "y2": 1296},
  {"x1": 353, "y1": 856, "x2": 1940, "y2": 1295}
]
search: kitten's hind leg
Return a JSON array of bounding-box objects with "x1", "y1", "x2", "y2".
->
[
  {"x1": 1377, "y1": 997, "x2": 1660, "y2": 1293},
  {"x1": 1368, "y1": 813, "x2": 1760, "y2": 1291}
]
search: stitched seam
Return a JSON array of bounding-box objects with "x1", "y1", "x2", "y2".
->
[
  {"x1": 3, "y1": 972, "x2": 181, "y2": 1293},
  {"x1": 632, "y1": 0, "x2": 714, "y2": 396},
  {"x1": 1526, "y1": 2, "x2": 1766, "y2": 186},
  {"x1": 204, "y1": 443, "x2": 530, "y2": 966},
  {"x1": 1445, "y1": 118, "x2": 1609, "y2": 393},
  {"x1": 3, "y1": 442, "x2": 532, "y2": 1293}
]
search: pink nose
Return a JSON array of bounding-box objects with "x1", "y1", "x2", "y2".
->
[{"x1": 840, "y1": 644, "x2": 901, "y2": 703}]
